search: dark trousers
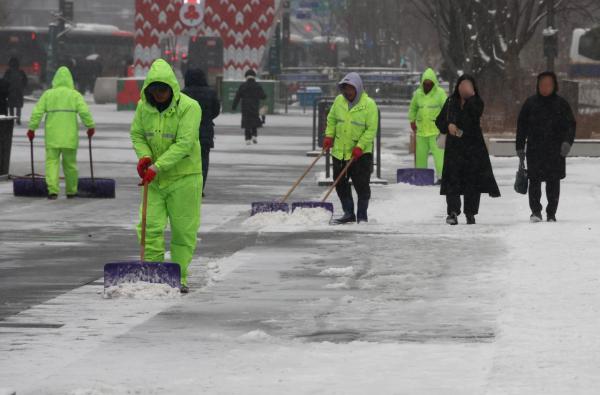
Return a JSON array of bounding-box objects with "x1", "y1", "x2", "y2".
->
[
  {"x1": 333, "y1": 154, "x2": 372, "y2": 219},
  {"x1": 529, "y1": 178, "x2": 560, "y2": 216},
  {"x1": 446, "y1": 193, "x2": 481, "y2": 216},
  {"x1": 244, "y1": 128, "x2": 257, "y2": 140},
  {"x1": 201, "y1": 145, "x2": 210, "y2": 191},
  {"x1": 8, "y1": 106, "x2": 21, "y2": 122}
]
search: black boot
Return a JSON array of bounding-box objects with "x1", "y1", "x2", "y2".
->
[
  {"x1": 331, "y1": 212, "x2": 356, "y2": 225},
  {"x1": 466, "y1": 214, "x2": 476, "y2": 225},
  {"x1": 547, "y1": 214, "x2": 557, "y2": 222},
  {"x1": 446, "y1": 212, "x2": 458, "y2": 225},
  {"x1": 48, "y1": 194, "x2": 58, "y2": 200}
]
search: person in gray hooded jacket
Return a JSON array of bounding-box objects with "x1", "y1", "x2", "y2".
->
[{"x1": 323, "y1": 72, "x2": 379, "y2": 224}]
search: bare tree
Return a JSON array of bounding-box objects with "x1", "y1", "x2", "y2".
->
[
  {"x1": 410, "y1": 0, "x2": 600, "y2": 93},
  {"x1": 330, "y1": 0, "x2": 441, "y2": 68}
]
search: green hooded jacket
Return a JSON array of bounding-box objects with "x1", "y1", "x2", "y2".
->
[
  {"x1": 130, "y1": 59, "x2": 202, "y2": 189},
  {"x1": 325, "y1": 91, "x2": 379, "y2": 161},
  {"x1": 408, "y1": 68, "x2": 447, "y2": 137},
  {"x1": 28, "y1": 66, "x2": 95, "y2": 149}
]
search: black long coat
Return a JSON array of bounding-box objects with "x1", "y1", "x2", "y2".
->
[
  {"x1": 0, "y1": 78, "x2": 9, "y2": 115},
  {"x1": 182, "y1": 69, "x2": 221, "y2": 148},
  {"x1": 436, "y1": 95, "x2": 501, "y2": 197},
  {"x1": 232, "y1": 78, "x2": 266, "y2": 129},
  {"x1": 516, "y1": 93, "x2": 576, "y2": 181},
  {"x1": 4, "y1": 67, "x2": 27, "y2": 108}
]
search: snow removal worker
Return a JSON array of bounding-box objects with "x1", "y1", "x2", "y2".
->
[
  {"x1": 27, "y1": 66, "x2": 95, "y2": 200},
  {"x1": 323, "y1": 72, "x2": 379, "y2": 224},
  {"x1": 408, "y1": 68, "x2": 447, "y2": 183},
  {"x1": 131, "y1": 59, "x2": 203, "y2": 294}
]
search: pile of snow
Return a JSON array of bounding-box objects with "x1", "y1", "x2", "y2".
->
[
  {"x1": 103, "y1": 281, "x2": 180, "y2": 299},
  {"x1": 242, "y1": 207, "x2": 332, "y2": 228},
  {"x1": 237, "y1": 329, "x2": 273, "y2": 342},
  {"x1": 68, "y1": 385, "x2": 151, "y2": 395},
  {"x1": 319, "y1": 266, "x2": 355, "y2": 277}
]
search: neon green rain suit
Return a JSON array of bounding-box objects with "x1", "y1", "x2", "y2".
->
[
  {"x1": 408, "y1": 68, "x2": 447, "y2": 178},
  {"x1": 28, "y1": 66, "x2": 95, "y2": 195},
  {"x1": 130, "y1": 59, "x2": 203, "y2": 286},
  {"x1": 325, "y1": 90, "x2": 379, "y2": 161}
]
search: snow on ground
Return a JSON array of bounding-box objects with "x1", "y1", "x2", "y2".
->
[
  {"x1": 242, "y1": 207, "x2": 333, "y2": 230},
  {"x1": 103, "y1": 282, "x2": 181, "y2": 299},
  {"x1": 1, "y1": 104, "x2": 600, "y2": 394}
]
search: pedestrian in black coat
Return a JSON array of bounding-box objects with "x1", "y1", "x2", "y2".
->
[
  {"x1": 435, "y1": 74, "x2": 500, "y2": 225},
  {"x1": 232, "y1": 69, "x2": 266, "y2": 144},
  {"x1": 4, "y1": 57, "x2": 27, "y2": 125},
  {"x1": 0, "y1": 78, "x2": 9, "y2": 116},
  {"x1": 516, "y1": 71, "x2": 576, "y2": 222},
  {"x1": 182, "y1": 69, "x2": 221, "y2": 194}
]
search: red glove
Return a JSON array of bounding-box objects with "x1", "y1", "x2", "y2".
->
[
  {"x1": 87, "y1": 128, "x2": 95, "y2": 138},
  {"x1": 323, "y1": 137, "x2": 333, "y2": 151},
  {"x1": 27, "y1": 130, "x2": 35, "y2": 141},
  {"x1": 142, "y1": 165, "x2": 158, "y2": 184},
  {"x1": 352, "y1": 147, "x2": 363, "y2": 159},
  {"x1": 410, "y1": 122, "x2": 417, "y2": 133},
  {"x1": 137, "y1": 157, "x2": 152, "y2": 178}
]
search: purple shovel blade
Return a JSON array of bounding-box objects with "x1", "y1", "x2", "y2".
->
[
  {"x1": 396, "y1": 168, "x2": 435, "y2": 186},
  {"x1": 78, "y1": 177, "x2": 116, "y2": 198},
  {"x1": 251, "y1": 201, "x2": 290, "y2": 216},
  {"x1": 13, "y1": 177, "x2": 48, "y2": 197},
  {"x1": 291, "y1": 201, "x2": 334, "y2": 213},
  {"x1": 104, "y1": 261, "x2": 181, "y2": 289}
]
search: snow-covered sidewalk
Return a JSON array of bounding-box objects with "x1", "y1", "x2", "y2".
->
[
  {"x1": 2, "y1": 157, "x2": 600, "y2": 394},
  {"x1": 1, "y1": 105, "x2": 600, "y2": 394}
]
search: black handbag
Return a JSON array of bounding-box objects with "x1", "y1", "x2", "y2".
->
[{"x1": 514, "y1": 158, "x2": 528, "y2": 194}]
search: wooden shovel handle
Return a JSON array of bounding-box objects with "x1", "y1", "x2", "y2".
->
[
  {"x1": 281, "y1": 150, "x2": 324, "y2": 203},
  {"x1": 322, "y1": 157, "x2": 355, "y2": 202},
  {"x1": 140, "y1": 182, "x2": 148, "y2": 262}
]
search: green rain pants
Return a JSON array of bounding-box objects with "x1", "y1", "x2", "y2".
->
[
  {"x1": 45, "y1": 148, "x2": 78, "y2": 196},
  {"x1": 137, "y1": 174, "x2": 203, "y2": 286},
  {"x1": 415, "y1": 134, "x2": 444, "y2": 178}
]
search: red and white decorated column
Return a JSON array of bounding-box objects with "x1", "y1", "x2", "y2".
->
[{"x1": 134, "y1": 0, "x2": 278, "y2": 79}]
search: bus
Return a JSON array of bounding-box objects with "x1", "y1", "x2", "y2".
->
[
  {"x1": 570, "y1": 27, "x2": 600, "y2": 78},
  {"x1": 0, "y1": 24, "x2": 134, "y2": 90},
  {"x1": 287, "y1": 34, "x2": 349, "y2": 68}
]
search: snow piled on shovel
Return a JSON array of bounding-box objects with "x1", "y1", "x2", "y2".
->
[
  {"x1": 242, "y1": 207, "x2": 332, "y2": 229},
  {"x1": 103, "y1": 281, "x2": 181, "y2": 299}
]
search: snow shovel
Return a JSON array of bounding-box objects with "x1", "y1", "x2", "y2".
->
[
  {"x1": 251, "y1": 150, "x2": 325, "y2": 216},
  {"x1": 12, "y1": 139, "x2": 48, "y2": 197},
  {"x1": 291, "y1": 157, "x2": 355, "y2": 213},
  {"x1": 104, "y1": 182, "x2": 181, "y2": 289},
  {"x1": 78, "y1": 136, "x2": 116, "y2": 198},
  {"x1": 396, "y1": 132, "x2": 434, "y2": 186}
]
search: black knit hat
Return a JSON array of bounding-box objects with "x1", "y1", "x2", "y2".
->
[{"x1": 245, "y1": 69, "x2": 256, "y2": 78}]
